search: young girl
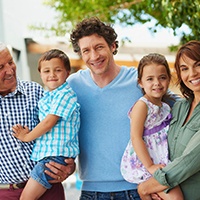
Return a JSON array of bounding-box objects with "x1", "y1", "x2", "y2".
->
[
  {"x1": 12, "y1": 49, "x2": 80, "y2": 200},
  {"x1": 138, "y1": 41, "x2": 200, "y2": 199},
  {"x1": 121, "y1": 53, "x2": 184, "y2": 199}
]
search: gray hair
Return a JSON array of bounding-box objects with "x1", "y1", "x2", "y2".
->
[{"x1": 0, "y1": 42, "x2": 8, "y2": 51}]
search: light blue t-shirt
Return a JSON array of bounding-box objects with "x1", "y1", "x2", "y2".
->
[
  {"x1": 31, "y1": 81, "x2": 80, "y2": 161},
  {"x1": 67, "y1": 66, "x2": 143, "y2": 192}
]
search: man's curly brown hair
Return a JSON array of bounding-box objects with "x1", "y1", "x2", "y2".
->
[{"x1": 70, "y1": 17, "x2": 119, "y2": 56}]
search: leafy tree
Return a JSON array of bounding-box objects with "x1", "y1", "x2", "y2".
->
[{"x1": 37, "y1": 0, "x2": 200, "y2": 49}]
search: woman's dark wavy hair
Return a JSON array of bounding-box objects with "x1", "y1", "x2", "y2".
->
[
  {"x1": 70, "y1": 17, "x2": 119, "y2": 56},
  {"x1": 174, "y1": 40, "x2": 200, "y2": 100}
]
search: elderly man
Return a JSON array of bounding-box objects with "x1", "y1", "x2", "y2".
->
[{"x1": 0, "y1": 42, "x2": 75, "y2": 200}]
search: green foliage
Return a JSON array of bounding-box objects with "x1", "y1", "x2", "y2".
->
[{"x1": 38, "y1": 0, "x2": 200, "y2": 47}]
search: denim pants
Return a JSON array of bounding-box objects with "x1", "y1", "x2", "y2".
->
[
  {"x1": 80, "y1": 189, "x2": 141, "y2": 200},
  {"x1": 30, "y1": 156, "x2": 67, "y2": 189}
]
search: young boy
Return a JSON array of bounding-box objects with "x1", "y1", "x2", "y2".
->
[{"x1": 12, "y1": 49, "x2": 80, "y2": 200}]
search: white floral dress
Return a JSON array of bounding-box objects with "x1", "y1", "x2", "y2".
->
[{"x1": 120, "y1": 97, "x2": 172, "y2": 183}]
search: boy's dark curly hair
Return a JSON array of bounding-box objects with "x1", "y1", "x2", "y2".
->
[{"x1": 70, "y1": 17, "x2": 119, "y2": 56}]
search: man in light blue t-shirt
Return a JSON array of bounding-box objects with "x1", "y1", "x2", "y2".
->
[
  {"x1": 68, "y1": 17, "x2": 178, "y2": 200},
  {"x1": 67, "y1": 17, "x2": 142, "y2": 200}
]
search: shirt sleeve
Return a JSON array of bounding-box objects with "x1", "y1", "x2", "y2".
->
[
  {"x1": 153, "y1": 129, "x2": 200, "y2": 188},
  {"x1": 50, "y1": 90, "x2": 78, "y2": 120}
]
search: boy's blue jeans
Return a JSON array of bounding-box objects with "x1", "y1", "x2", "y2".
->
[{"x1": 30, "y1": 156, "x2": 67, "y2": 189}]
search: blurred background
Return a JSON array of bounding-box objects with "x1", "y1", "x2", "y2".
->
[
  {"x1": 1, "y1": 0, "x2": 193, "y2": 94},
  {"x1": 1, "y1": 0, "x2": 197, "y2": 198}
]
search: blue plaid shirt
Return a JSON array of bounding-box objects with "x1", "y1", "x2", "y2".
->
[
  {"x1": 31, "y1": 82, "x2": 80, "y2": 161},
  {"x1": 0, "y1": 79, "x2": 44, "y2": 184}
]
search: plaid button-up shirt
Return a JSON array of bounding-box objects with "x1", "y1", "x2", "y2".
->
[
  {"x1": 31, "y1": 81, "x2": 80, "y2": 161},
  {"x1": 0, "y1": 79, "x2": 43, "y2": 184}
]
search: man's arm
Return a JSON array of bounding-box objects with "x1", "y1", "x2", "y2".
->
[{"x1": 45, "y1": 158, "x2": 76, "y2": 183}]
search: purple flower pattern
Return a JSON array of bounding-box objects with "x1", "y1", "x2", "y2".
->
[{"x1": 121, "y1": 97, "x2": 171, "y2": 183}]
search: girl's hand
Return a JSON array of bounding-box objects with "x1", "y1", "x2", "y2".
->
[
  {"x1": 147, "y1": 164, "x2": 165, "y2": 175},
  {"x1": 45, "y1": 158, "x2": 76, "y2": 183}
]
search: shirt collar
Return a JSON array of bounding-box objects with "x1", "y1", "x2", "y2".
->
[
  {"x1": 2, "y1": 78, "x2": 26, "y2": 98},
  {"x1": 16, "y1": 79, "x2": 26, "y2": 94},
  {"x1": 44, "y1": 81, "x2": 68, "y2": 96}
]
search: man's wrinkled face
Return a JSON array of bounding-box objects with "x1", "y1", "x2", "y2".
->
[{"x1": 0, "y1": 48, "x2": 17, "y2": 96}]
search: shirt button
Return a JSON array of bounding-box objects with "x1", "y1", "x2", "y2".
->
[
  {"x1": 23, "y1": 163, "x2": 27, "y2": 167},
  {"x1": 14, "y1": 145, "x2": 21, "y2": 150}
]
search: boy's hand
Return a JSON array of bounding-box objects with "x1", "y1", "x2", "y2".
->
[{"x1": 12, "y1": 124, "x2": 30, "y2": 141}]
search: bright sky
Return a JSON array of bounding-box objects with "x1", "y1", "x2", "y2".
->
[{"x1": 114, "y1": 23, "x2": 180, "y2": 47}]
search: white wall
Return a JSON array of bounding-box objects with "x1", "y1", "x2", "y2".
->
[{"x1": 0, "y1": 0, "x2": 30, "y2": 80}]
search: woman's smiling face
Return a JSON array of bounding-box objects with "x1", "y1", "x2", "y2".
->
[{"x1": 179, "y1": 55, "x2": 200, "y2": 94}]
